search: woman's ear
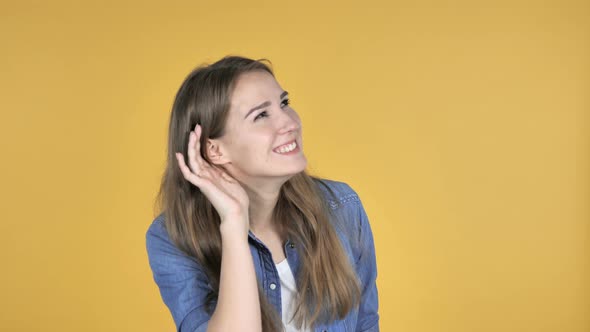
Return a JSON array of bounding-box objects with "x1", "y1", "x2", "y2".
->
[{"x1": 206, "y1": 139, "x2": 230, "y2": 166}]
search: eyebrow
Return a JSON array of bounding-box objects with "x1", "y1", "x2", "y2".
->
[{"x1": 244, "y1": 91, "x2": 289, "y2": 119}]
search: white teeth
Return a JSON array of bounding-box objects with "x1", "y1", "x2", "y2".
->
[{"x1": 275, "y1": 141, "x2": 297, "y2": 154}]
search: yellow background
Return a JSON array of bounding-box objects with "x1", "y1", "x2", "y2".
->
[{"x1": 1, "y1": 0, "x2": 588, "y2": 331}]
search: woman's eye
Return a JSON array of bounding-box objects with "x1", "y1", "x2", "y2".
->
[
  {"x1": 254, "y1": 99, "x2": 290, "y2": 122},
  {"x1": 254, "y1": 111, "x2": 268, "y2": 121}
]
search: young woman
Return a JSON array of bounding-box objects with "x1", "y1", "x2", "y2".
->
[{"x1": 146, "y1": 55, "x2": 379, "y2": 332}]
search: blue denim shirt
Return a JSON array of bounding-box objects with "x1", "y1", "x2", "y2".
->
[{"x1": 146, "y1": 179, "x2": 379, "y2": 332}]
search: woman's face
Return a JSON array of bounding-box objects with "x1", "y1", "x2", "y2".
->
[{"x1": 208, "y1": 70, "x2": 307, "y2": 182}]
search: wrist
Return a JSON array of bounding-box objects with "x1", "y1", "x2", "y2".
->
[{"x1": 219, "y1": 215, "x2": 249, "y2": 239}]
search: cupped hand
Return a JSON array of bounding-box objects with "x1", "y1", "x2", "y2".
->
[{"x1": 175, "y1": 123, "x2": 250, "y2": 235}]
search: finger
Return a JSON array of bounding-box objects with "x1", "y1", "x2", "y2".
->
[
  {"x1": 219, "y1": 169, "x2": 237, "y2": 183},
  {"x1": 194, "y1": 125, "x2": 207, "y2": 168},
  {"x1": 193, "y1": 125, "x2": 207, "y2": 169},
  {"x1": 175, "y1": 152, "x2": 203, "y2": 185},
  {"x1": 187, "y1": 131, "x2": 205, "y2": 175}
]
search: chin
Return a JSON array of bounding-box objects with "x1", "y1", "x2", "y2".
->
[
  {"x1": 276, "y1": 161, "x2": 307, "y2": 180},
  {"x1": 291, "y1": 156, "x2": 308, "y2": 173}
]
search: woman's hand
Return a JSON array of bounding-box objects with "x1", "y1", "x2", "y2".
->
[{"x1": 175, "y1": 123, "x2": 250, "y2": 236}]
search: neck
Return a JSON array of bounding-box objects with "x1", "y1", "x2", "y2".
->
[{"x1": 240, "y1": 177, "x2": 288, "y2": 234}]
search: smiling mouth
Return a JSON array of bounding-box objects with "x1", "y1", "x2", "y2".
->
[{"x1": 273, "y1": 140, "x2": 298, "y2": 154}]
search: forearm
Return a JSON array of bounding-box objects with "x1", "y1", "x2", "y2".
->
[{"x1": 207, "y1": 222, "x2": 261, "y2": 332}]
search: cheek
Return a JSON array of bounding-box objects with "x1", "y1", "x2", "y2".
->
[{"x1": 231, "y1": 133, "x2": 272, "y2": 158}]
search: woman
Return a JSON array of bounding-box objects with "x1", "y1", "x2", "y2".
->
[{"x1": 146, "y1": 55, "x2": 379, "y2": 332}]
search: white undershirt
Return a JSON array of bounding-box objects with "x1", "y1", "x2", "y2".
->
[{"x1": 275, "y1": 259, "x2": 311, "y2": 332}]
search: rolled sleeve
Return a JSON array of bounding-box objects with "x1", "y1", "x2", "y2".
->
[{"x1": 146, "y1": 218, "x2": 212, "y2": 332}]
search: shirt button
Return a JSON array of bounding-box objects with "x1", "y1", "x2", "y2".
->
[
  {"x1": 289, "y1": 243, "x2": 295, "y2": 248},
  {"x1": 269, "y1": 283, "x2": 277, "y2": 290}
]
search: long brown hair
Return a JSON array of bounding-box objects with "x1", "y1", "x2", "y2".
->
[{"x1": 154, "y1": 55, "x2": 361, "y2": 331}]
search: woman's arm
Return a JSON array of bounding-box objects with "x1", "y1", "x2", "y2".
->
[
  {"x1": 146, "y1": 218, "x2": 212, "y2": 332},
  {"x1": 170, "y1": 123, "x2": 262, "y2": 331},
  {"x1": 207, "y1": 219, "x2": 261, "y2": 332},
  {"x1": 146, "y1": 216, "x2": 263, "y2": 332},
  {"x1": 355, "y1": 197, "x2": 380, "y2": 332}
]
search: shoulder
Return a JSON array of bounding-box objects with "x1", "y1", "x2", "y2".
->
[
  {"x1": 147, "y1": 212, "x2": 166, "y2": 232},
  {"x1": 145, "y1": 212, "x2": 170, "y2": 249},
  {"x1": 312, "y1": 177, "x2": 362, "y2": 210},
  {"x1": 145, "y1": 212, "x2": 200, "y2": 267},
  {"x1": 312, "y1": 177, "x2": 375, "y2": 263}
]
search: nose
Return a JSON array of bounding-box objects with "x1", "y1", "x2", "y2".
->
[{"x1": 277, "y1": 108, "x2": 300, "y2": 134}]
